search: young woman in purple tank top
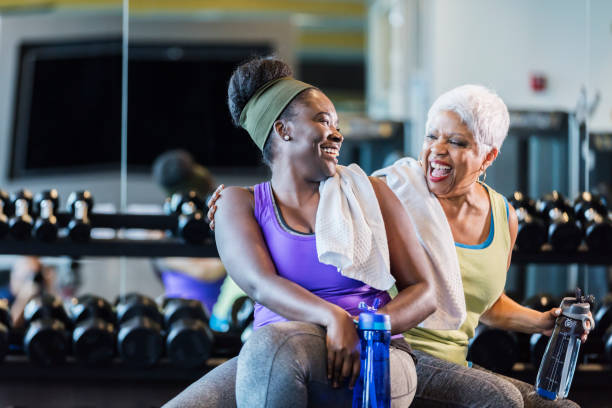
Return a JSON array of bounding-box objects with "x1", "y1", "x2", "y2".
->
[{"x1": 164, "y1": 58, "x2": 436, "y2": 408}]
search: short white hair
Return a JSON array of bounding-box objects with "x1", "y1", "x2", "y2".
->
[{"x1": 425, "y1": 85, "x2": 510, "y2": 153}]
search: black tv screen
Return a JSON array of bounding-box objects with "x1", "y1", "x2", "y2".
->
[{"x1": 10, "y1": 40, "x2": 272, "y2": 178}]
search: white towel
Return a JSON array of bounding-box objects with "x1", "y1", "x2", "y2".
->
[
  {"x1": 316, "y1": 164, "x2": 394, "y2": 291},
  {"x1": 372, "y1": 157, "x2": 466, "y2": 330}
]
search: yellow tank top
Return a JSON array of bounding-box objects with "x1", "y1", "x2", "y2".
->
[{"x1": 404, "y1": 183, "x2": 511, "y2": 366}]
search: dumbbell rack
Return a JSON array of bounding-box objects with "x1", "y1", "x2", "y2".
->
[
  {"x1": 0, "y1": 212, "x2": 217, "y2": 257},
  {"x1": 0, "y1": 212, "x2": 611, "y2": 262}
]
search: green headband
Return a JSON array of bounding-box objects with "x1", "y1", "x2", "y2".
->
[{"x1": 239, "y1": 77, "x2": 314, "y2": 150}]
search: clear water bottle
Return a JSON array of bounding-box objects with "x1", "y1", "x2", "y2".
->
[
  {"x1": 535, "y1": 288, "x2": 594, "y2": 400},
  {"x1": 352, "y1": 299, "x2": 391, "y2": 408}
]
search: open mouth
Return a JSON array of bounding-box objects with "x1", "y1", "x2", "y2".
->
[
  {"x1": 321, "y1": 145, "x2": 340, "y2": 161},
  {"x1": 429, "y1": 161, "x2": 452, "y2": 182}
]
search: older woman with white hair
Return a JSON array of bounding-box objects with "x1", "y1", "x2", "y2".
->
[
  {"x1": 206, "y1": 84, "x2": 585, "y2": 407},
  {"x1": 392, "y1": 84, "x2": 582, "y2": 407}
]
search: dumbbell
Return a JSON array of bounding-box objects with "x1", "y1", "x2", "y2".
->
[
  {"x1": 0, "y1": 190, "x2": 12, "y2": 239},
  {"x1": 164, "y1": 191, "x2": 209, "y2": 244},
  {"x1": 9, "y1": 190, "x2": 34, "y2": 240},
  {"x1": 33, "y1": 190, "x2": 60, "y2": 242},
  {"x1": 70, "y1": 294, "x2": 116, "y2": 366},
  {"x1": 467, "y1": 324, "x2": 519, "y2": 374},
  {"x1": 212, "y1": 296, "x2": 255, "y2": 357},
  {"x1": 23, "y1": 294, "x2": 71, "y2": 366},
  {"x1": 508, "y1": 191, "x2": 547, "y2": 252},
  {"x1": 67, "y1": 191, "x2": 93, "y2": 242},
  {"x1": 573, "y1": 192, "x2": 612, "y2": 253},
  {"x1": 0, "y1": 299, "x2": 10, "y2": 361},
  {"x1": 592, "y1": 295, "x2": 612, "y2": 363},
  {"x1": 536, "y1": 191, "x2": 582, "y2": 252},
  {"x1": 116, "y1": 293, "x2": 163, "y2": 367},
  {"x1": 163, "y1": 298, "x2": 214, "y2": 368}
]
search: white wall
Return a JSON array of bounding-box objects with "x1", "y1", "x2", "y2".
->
[
  {"x1": 589, "y1": 0, "x2": 612, "y2": 132},
  {"x1": 422, "y1": 0, "x2": 612, "y2": 131}
]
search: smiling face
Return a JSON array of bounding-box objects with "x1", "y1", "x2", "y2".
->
[
  {"x1": 422, "y1": 110, "x2": 492, "y2": 198},
  {"x1": 275, "y1": 89, "x2": 343, "y2": 181}
]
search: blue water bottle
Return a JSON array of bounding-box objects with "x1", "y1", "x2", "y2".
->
[
  {"x1": 535, "y1": 288, "x2": 594, "y2": 400},
  {"x1": 352, "y1": 299, "x2": 391, "y2": 408}
]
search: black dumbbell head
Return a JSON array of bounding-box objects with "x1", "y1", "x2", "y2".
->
[
  {"x1": 70, "y1": 294, "x2": 115, "y2": 325},
  {"x1": 166, "y1": 318, "x2": 213, "y2": 368},
  {"x1": 9, "y1": 218, "x2": 32, "y2": 240},
  {"x1": 117, "y1": 316, "x2": 163, "y2": 367},
  {"x1": 574, "y1": 192, "x2": 608, "y2": 222},
  {"x1": 230, "y1": 296, "x2": 255, "y2": 333},
  {"x1": 593, "y1": 295, "x2": 612, "y2": 339},
  {"x1": 24, "y1": 318, "x2": 70, "y2": 366},
  {"x1": 0, "y1": 190, "x2": 11, "y2": 213},
  {"x1": 24, "y1": 294, "x2": 70, "y2": 327},
  {"x1": 603, "y1": 327, "x2": 612, "y2": 363},
  {"x1": 548, "y1": 222, "x2": 583, "y2": 252},
  {"x1": 115, "y1": 293, "x2": 163, "y2": 326},
  {"x1": 34, "y1": 216, "x2": 58, "y2": 242},
  {"x1": 163, "y1": 298, "x2": 209, "y2": 328},
  {"x1": 509, "y1": 191, "x2": 537, "y2": 213},
  {"x1": 10, "y1": 189, "x2": 33, "y2": 206},
  {"x1": 178, "y1": 212, "x2": 208, "y2": 244},
  {"x1": 67, "y1": 191, "x2": 94, "y2": 214},
  {"x1": 8, "y1": 190, "x2": 35, "y2": 240},
  {"x1": 33, "y1": 189, "x2": 59, "y2": 216},
  {"x1": 168, "y1": 191, "x2": 206, "y2": 214},
  {"x1": 516, "y1": 220, "x2": 547, "y2": 252},
  {"x1": 67, "y1": 219, "x2": 92, "y2": 242},
  {"x1": 537, "y1": 191, "x2": 572, "y2": 217},
  {"x1": 0, "y1": 190, "x2": 13, "y2": 236},
  {"x1": 585, "y1": 222, "x2": 612, "y2": 253},
  {"x1": 72, "y1": 317, "x2": 115, "y2": 366},
  {"x1": 0, "y1": 300, "x2": 10, "y2": 362},
  {"x1": 0, "y1": 214, "x2": 8, "y2": 239}
]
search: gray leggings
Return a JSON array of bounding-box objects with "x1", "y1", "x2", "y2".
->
[
  {"x1": 163, "y1": 321, "x2": 417, "y2": 408},
  {"x1": 411, "y1": 349, "x2": 580, "y2": 408}
]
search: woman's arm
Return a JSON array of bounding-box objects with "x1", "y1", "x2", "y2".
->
[
  {"x1": 480, "y1": 293, "x2": 559, "y2": 334},
  {"x1": 481, "y1": 204, "x2": 557, "y2": 333},
  {"x1": 481, "y1": 204, "x2": 589, "y2": 341},
  {"x1": 368, "y1": 177, "x2": 436, "y2": 334},
  {"x1": 214, "y1": 186, "x2": 360, "y2": 387}
]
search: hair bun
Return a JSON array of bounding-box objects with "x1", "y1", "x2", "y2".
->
[{"x1": 227, "y1": 57, "x2": 293, "y2": 127}]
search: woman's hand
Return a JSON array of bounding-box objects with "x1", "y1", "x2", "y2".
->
[
  {"x1": 539, "y1": 308, "x2": 561, "y2": 336},
  {"x1": 325, "y1": 309, "x2": 361, "y2": 389},
  {"x1": 206, "y1": 184, "x2": 225, "y2": 230},
  {"x1": 539, "y1": 308, "x2": 591, "y2": 343}
]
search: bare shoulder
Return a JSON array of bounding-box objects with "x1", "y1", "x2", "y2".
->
[
  {"x1": 368, "y1": 176, "x2": 393, "y2": 200},
  {"x1": 368, "y1": 176, "x2": 399, "y2": 209},
  {"x1": 216, "y1": 186, "x2": 255, "y2": 211},
  {"x1": 507, "y1": 201, "x2": 518, "y2": 233}
]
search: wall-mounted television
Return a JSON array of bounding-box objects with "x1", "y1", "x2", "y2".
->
[{"x1": 10, "y1": 39, "x2": 272, "y2": 179}]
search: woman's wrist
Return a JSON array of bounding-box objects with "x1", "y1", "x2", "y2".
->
[{"x1": 323, "y1": 305, "x2": 352, "y2": 328}]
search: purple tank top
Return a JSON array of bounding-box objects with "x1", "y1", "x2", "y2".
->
[{"x1": 252, "y1": 182, "x2": 391, "y2": 329}]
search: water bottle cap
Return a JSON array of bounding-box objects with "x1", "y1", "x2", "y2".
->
[
  {"x1": 358, "y1": 312, "x2": 391, "y2": 331},
  {"x1": 567, "y1": 303, "x2": 590, "y2": 316}
]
